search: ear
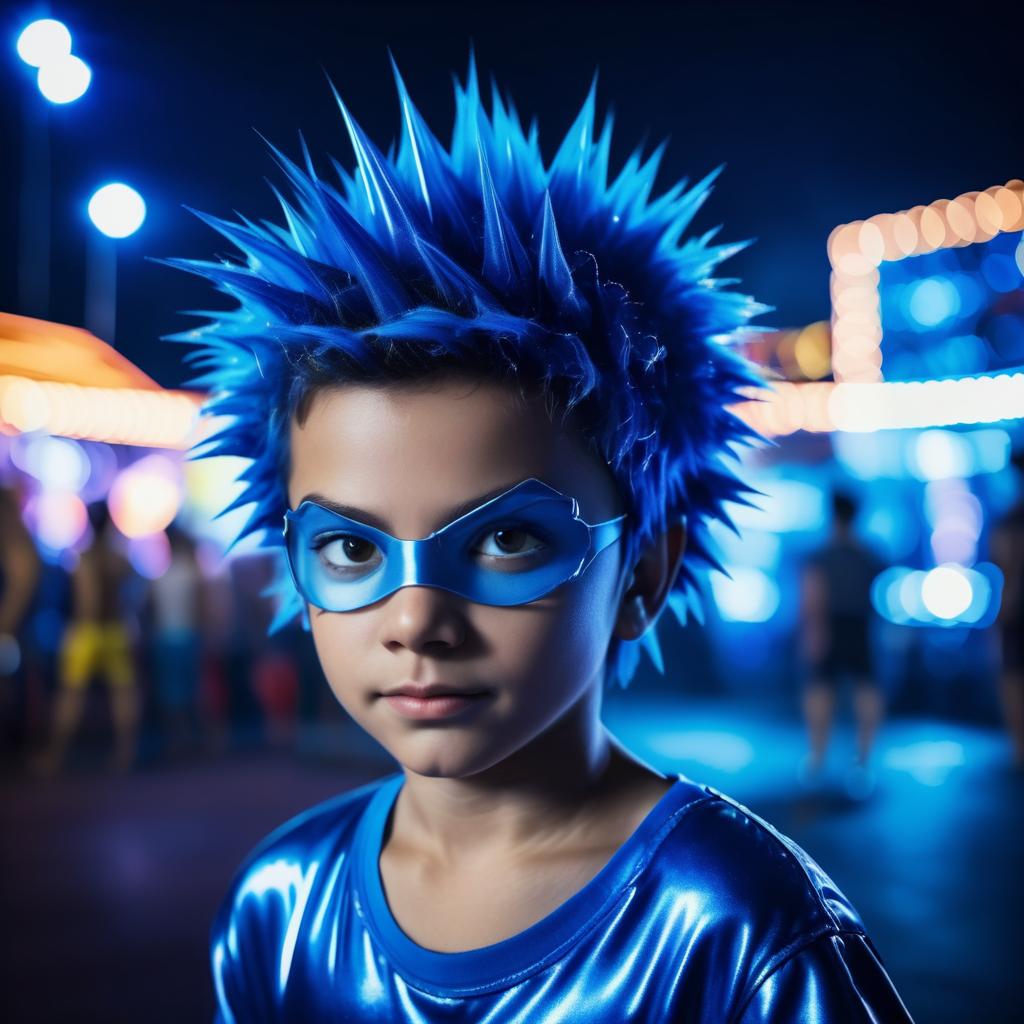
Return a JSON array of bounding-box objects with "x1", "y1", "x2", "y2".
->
[{"x1": 613, "y1": 521, "x2": 687, "y2": 642}]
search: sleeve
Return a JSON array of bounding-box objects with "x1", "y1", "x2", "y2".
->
[
  {"x1": 733, "y1": 931, "x2": 915, "y2": 1023},
  {"x1": 209, "y1": 879, "x2": 282, "y2": 1024}
]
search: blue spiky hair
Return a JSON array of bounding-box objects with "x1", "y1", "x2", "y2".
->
[{"x1": 164, "y1": 57, "x2": 769, "y2": 689}]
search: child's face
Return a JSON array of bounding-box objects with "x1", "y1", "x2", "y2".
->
[{"x1": 287, "y1": 375, "x2": 631, "y2": 779}]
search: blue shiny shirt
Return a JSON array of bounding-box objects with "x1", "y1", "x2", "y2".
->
[{"x1": 211, "y1": 772, "x2": 913, "y2": 1022}]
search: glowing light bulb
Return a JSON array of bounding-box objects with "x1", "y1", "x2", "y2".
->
[
  {"x1": 88, "y1": 183, "x2": 146, "y2": 238},
  {"x1": 16, "y1": 19, "x2": 72, "y2": 67},
  {"x1": 37, "y1": 54, "x2": 91, "y2": 104}
]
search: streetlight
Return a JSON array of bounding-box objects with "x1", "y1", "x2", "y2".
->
[
  {"x1": 15, "y1": 19, "x2": 71, "y2": 67},
  {"x1": 86, "y1": 183, "x2": 147, "y2": 345},
  {"x1": 37, "y1": 54, "x2": 91, "y2": 104},
  {"x1": 15, "y1": 17, "x2": 92, "y2": 319}
]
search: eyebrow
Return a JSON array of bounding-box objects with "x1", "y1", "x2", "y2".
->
[{"x1": 295, "y1": 481, "x2": 527, "y2": 534}]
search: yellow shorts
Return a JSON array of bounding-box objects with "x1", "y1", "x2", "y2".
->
[{"x1": 60, "y1": 623, "x2": 134, "y2": 690}]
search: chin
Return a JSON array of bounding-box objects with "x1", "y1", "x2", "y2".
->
[{"x1": 393, "y1": 738, "x2": 504, "y2": 780}]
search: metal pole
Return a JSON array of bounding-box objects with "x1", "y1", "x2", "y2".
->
[
  {"x1": 18, "y1": 88, "x2": 51, "y2": 318},
  {"x1": 85, "y1": 232, "x2": 117, "y2": 344}
]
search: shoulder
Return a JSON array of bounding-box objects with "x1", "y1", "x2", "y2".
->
[
  {"x1": 654, "y1": 781, "x2": 864, "y2": 938},
  {"x1": 646, "y1": 781, "x2": 906, "y2": 1018},
  {"x1": 210, "y1": 773, "x2": 399, "y2": 1017},
  {"x1": 212, "y1": 772, "x2": 395, "y2": 937},
  {"x1": 641, "y1": 777, "x2": 868, "y2": 988}
]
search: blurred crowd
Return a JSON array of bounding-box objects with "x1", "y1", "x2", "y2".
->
[
  {"x1": 0, "y1": 485, "x2": 330, "y2": 777},
  {"x1": 2, "y1": 478, "x2": 1022, "y2": 782}
]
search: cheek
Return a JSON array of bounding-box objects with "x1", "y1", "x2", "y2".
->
[
  {"x1": 308, "y1": 611, "x2": 374, "y2": 710},
  {"x1": 475, "y1": 562, "x2": 620, "y2": 693}
]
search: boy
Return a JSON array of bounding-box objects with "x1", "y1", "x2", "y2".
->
[{"x1": 170, "y1": 59, "x2": 913, "y2": 1022}]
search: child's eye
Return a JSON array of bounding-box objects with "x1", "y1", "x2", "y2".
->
[
  {"x1": 474, "y1": 525, "x2": 548, "y2": 562},
  {"x1": 315, "y1": 534, "x2": 382, "y2": 576}
]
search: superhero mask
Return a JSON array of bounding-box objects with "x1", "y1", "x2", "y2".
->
[{"x1": 283, "y1": 477, "x2": 627, "y2": 612}]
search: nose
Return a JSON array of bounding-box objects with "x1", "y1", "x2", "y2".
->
[{"x1": 378, "y1": 584, "x2": 467, "y2": 654}]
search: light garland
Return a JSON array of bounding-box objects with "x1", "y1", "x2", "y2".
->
[
  {"x1": 0, "y1": 375, "x2": 204, "y2": 449},
  {"x1": 828, "y1": 179, "x2": 1024, "y2": 383},
  {"x1": 733, "y1": 370, "x2": 1024, "y2": 436}
]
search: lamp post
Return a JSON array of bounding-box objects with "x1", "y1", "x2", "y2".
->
[
  {"x1": 15, "y1": 18, "x2": 91, "y2": 319},
  {"x1": 86, "y1": 183, "x2": 147, "y2": 345}
]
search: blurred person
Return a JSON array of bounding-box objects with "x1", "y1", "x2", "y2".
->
[
  {"x1": 800, "y1": 491, "x2": 887, "y2": 795},
  {"x1": 147, "y1": 522, "x2": 205, "y2": 758},
  {"x1": 34, "y1": 502, "x2": 141, "y2": 775},
  {"x1": 225, "y1": 552, "x2": 277, "y2": 746},
  {"x1": 251, "y1": 644, "x2": 300, "y2": 748},
  {"x1": 195, "y1": 556, "x2": 237, "y2": 754},
  {"x1": 0, "y1": 486, "x2": 41, "y2": 762},
  {"x1": 170, "y1": 64, "x2": 912, "y2": 1021},
  {"x1": 991, "y1": 450, "x2": 1024, "y2": 768}
]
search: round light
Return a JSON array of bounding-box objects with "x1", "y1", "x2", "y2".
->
[
  {"x1": 892, "y1": 213, "x2": 919, "y2": 257},
  {"x1": 16, "y1": 19, "x2": 72, "y2": 67},
  {"x1": 26, "y1": 491, "x2": 89, "y2": 551},
  {"x1": 710, "y1": 567, "x2": 780, "y2": 623},
  {"x1": 872, "y1": 566, "x2": 911, "y2": 624},
  {"x1": 930, "y1": 526, "x2": 977, "y2": 566},
  {"x1": 12, "y1": 434, "x2": 91, "y2": 491},
  {"x1": 87, "y1": 183, "x2": 146, "y2": 239},
  {"x1": 127, "y1": 532, "x2": 172, "y2": 580},
  {"x1": 919, "y1": 207, "x2": 947, "y2": 250},
  {"x1": 906, "y1": 277, "x2": 960, "y2": 328},
  {"x1": 898, "y1": 570, "x2": 929, "y2": 622},
  {"x1": 36, "y1": 53, "x2": 91, "y2": 104},
  {"x1": 0, "y1": 377, "x2": 50, "y2": 432},
  {"x1": 108, "y1": 454, "x2": 182, "y2": 538},
  {"x1": 921, "y1": 565, "x2": 973, "y2": 620},
  {"x1": 945, "y1": 199, "x2": 976, "y2": 244},
  {"x1": 910, "y1": 429, "x2": 972, "y2": 481}
]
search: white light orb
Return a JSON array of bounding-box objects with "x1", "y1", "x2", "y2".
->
[
  {"x1": 16, "y1": 19, "x2": 72, "y2": 67},
  {"x1": 710, "y1": 567, "x2": 780, "y2": 623},
  {"x1": 108, "y1": 454, "x2": 182, "y2": 538},
  {"x1": 88, "y1": 183, "x2": 147, "y2": 238},
  {"x1": 921, "y1": 565, "x2": 973, "y2": 620},
  {"x1": 37, "y1": 53, "x2": 91, "y2": 104},
  {"x1": 30, "y1": 492, "x2": 89, "y2": 550}
]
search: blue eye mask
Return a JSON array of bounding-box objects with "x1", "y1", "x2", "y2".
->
[{"x1": 283, "y1": 478, "x2": 627, "y2": 612}]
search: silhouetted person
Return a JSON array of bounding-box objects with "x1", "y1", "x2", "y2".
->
[
  {"x1": 991, "y1": 450, "x2": 1024, "y2": 768},
  {"x1": 800, "y1": 491, "x2": 886, "y2": 795},
  {"x1": 147, "y1": 522, "x2": 205, "y2": 758},
  {"x1": 0, "y1": 486, "x2": 41, "y2": 762},
  {"x1": 35, "y1": 502, "x2": 140, "y2": 775}
]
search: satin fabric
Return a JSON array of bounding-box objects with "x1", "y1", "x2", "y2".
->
[{"x1": 211, "y1": 772, "x2": 914, "y2": 1022}]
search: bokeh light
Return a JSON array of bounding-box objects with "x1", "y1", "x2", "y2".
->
[
  {"x1": 79, "y1": 442, "x2": 120, "y2": 502},
  {"x1": 87, "y1": 183, "x2": 147, "y2": 238},
  {"x1": 906, "y1": 277, "x2": 960, "y2": 328},
  {"x1": 11, "y1": 434, "x2": 91, "y2": 492},
  {"x1": 36, "y1": 53, "x2": 91, "y2": 104},
  {"x1": 909, "y1": 430, "x2": 972, "y2": 481},
  {"x1": 127, "y1": 532, "x2": 173, "y2": 580},
  {"x1": 25, "y1": 491, "x2": 89, "y2": 551},
  {"x1": 921, "y1": 566, "x2": 973, "y2": 620},
  {"x1": 16, "y1": 18, "x2": 72, "y2": 67},
  {"x1": 710, "y1": 567, "x2": 780, "y2": 622},
  {"x1": 0, "y1": 376, "x2": 202, "y2": 449},
  {"x1": 108, "y1": 454, "x2": 183, "y2": 538}
]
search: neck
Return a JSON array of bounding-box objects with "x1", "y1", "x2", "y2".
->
[{"x1": 389, "y1": 679, "x2": 640, "y2": 862}]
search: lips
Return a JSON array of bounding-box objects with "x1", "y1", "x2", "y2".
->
[
  {"x1": 380, "y1": 687, "x2": 493, "y2": 721},
  {"x1": 381, "y1": 682, "x2": 488, "y2": 699}
]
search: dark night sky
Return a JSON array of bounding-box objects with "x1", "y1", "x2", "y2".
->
[{"x1": 2, "y1": 1, "x2": 1021, "y2": 389}]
